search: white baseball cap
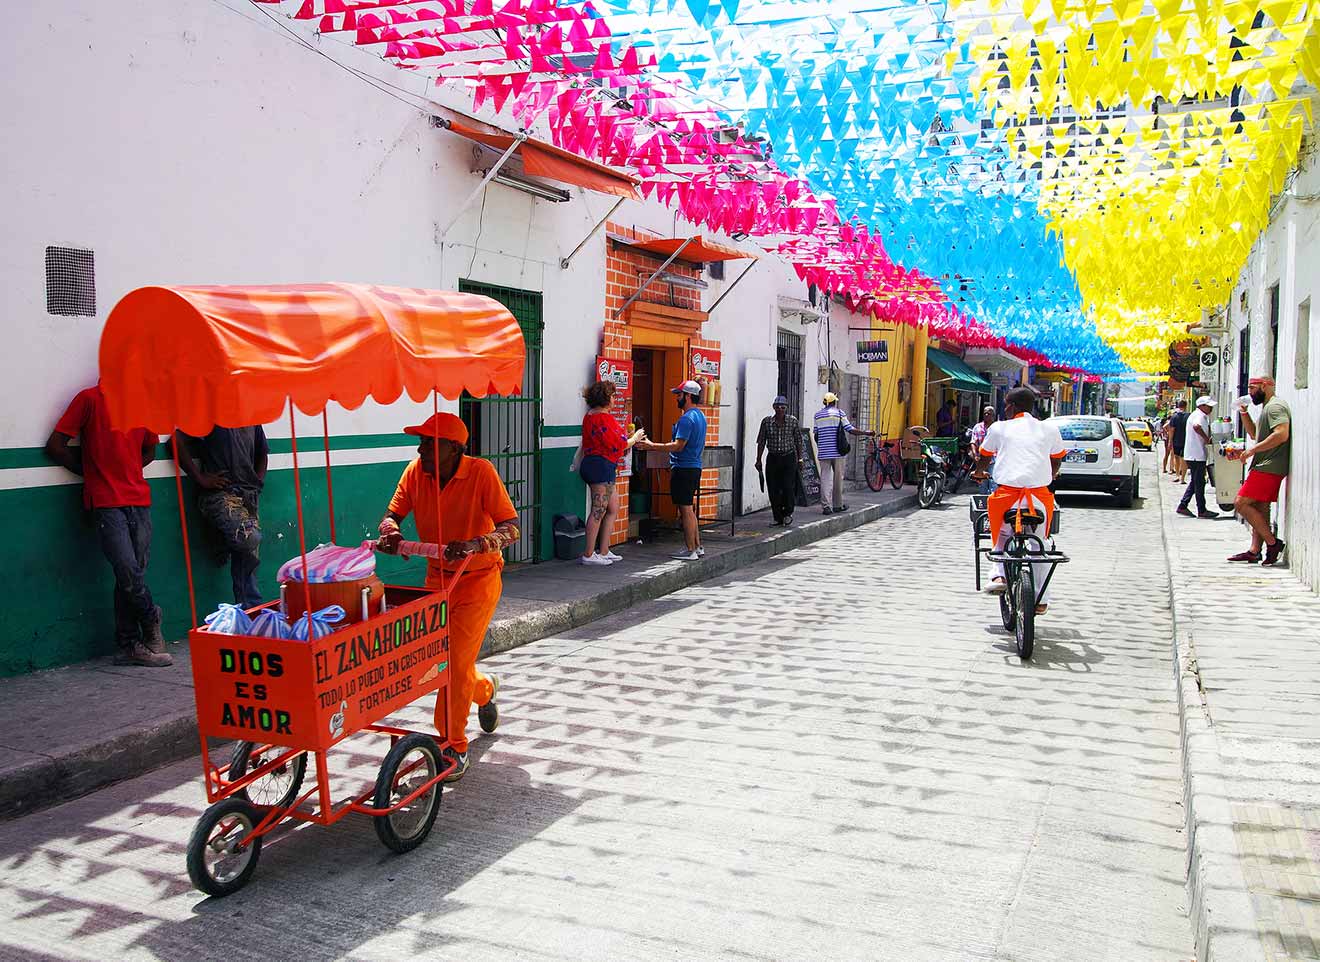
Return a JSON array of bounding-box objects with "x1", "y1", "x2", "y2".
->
[
  {"x1": 670, "y1": 379, "x2": 702, "y2": 397},
  {"x1": 1195, "y1": 396, "x2": 1215, "y2": 408}
]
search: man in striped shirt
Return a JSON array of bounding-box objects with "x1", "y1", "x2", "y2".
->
[{"x1": 813, "y1": 392, "x2": 873, "y2": 513}]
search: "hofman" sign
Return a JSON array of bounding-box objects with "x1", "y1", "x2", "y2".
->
[{"x1": 856, "y1": 339, "x2": 889, "y2": 363}]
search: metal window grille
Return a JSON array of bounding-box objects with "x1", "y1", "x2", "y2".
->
[
  {"x1": 840, "y1": 372, "x2": 879, "y2": 482},
  {"x1": 458, "y1": 281, "x2": 544, "y2": 564},
  {"x1": 776, "y1": 329, "x2": 804, "y2": 423},
  {"x1": 45, "y1": 246, "x2": 96, "y2": 316}
]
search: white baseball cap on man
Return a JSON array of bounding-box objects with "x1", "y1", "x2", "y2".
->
[
  {"x1": 670, "y1": 379, "x2": 702, "y2": 397},
  {"x1": 1195, "y1": 396, "x2": 1216, "y2": 409}
]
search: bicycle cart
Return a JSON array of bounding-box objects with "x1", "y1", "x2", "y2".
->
[
  {"x1": 971, "y1": 493, "x2": 1068, "y2": 660},
  {"x1": 98, "y1": 283, "x2": 525, "y2": 897}
]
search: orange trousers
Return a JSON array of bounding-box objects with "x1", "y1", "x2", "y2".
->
[{"x1": 426, "y1": 565, "x2": 501, "y2": 754}]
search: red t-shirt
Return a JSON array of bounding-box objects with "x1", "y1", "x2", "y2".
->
[
  {"x1": 582, "y1": 411, "x2": 627, "y2": 462},
  {"x1": 54, "y1": 386, "x2": 156, "y2": 509}
]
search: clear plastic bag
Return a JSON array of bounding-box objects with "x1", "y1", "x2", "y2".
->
[{"x1": 289, "y1": 604, "x2": 347, "y2": 641}]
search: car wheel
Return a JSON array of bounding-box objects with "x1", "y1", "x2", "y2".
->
[
  {"x1": 1115, "y1": 479, "x2": 1135, "y2": 508},
  {"x1": 1132, "y1": 474, "x2": 1141, "y2": 499}
]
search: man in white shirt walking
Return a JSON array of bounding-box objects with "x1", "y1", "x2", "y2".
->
[{"x1": 1175, "y1": 396, "x2": 1219, "y2": 519}]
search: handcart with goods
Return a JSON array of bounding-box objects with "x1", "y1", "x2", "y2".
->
[{"x1": 98, "y1": 283, "x2": 525, "y2": 897}]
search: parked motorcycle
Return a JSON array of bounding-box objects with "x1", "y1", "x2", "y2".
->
[
  {"x1": 917, "y1": 442, "x2": 947, "y2": 509},
  {"x1": 943, "y1": 428, "x2": 976, "y2": 494}
]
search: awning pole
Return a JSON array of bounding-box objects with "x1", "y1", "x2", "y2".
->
[
  {"x1": 705, "y1": 259, "x2": 757, "y2": 316},
  {"x1": 613, "y1": 237, "x2": 695, "y2": 320},
  {"x1": 561, "y1": 197, "x2": 626, "y2": 270},
  {"x1": 437, "y1": 132, "x2": 526, "y2": 240}
]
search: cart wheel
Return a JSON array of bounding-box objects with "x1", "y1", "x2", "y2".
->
[
  {"x1": 186, "y1": 798, "x2": 263, "y2": 897},
  {"x1": 230, "y1": 742, "x2": 307, "y2": 811},
  {"x1": 373, "y1": 733, "x2": 443, "y2": 854},
  {"x1": 1015, "y1": 563, "x2": 1036, "y2": 660},
  {"x1": 999, "y1": 590, "x2": 1014, "y2": 632},
  {"x1": 478, "y1": 699, "x2": 499, "y2": 734}
]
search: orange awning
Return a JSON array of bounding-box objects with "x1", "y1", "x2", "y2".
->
[
  {"x1": 447, "y1": 119, "x2": 640, "y2": 200},
  {"x1": 629, "y1": 235, "x2": 752, "y2": 262},
  {"x1": 99, "y1": 284, "x2": 525, "y2": 435}
]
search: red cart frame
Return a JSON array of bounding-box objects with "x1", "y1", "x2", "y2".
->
[{"x1": 98, "y1": 283, "x2": 525, "y2": 896}]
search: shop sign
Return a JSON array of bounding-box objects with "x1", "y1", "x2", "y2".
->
[
  {"x1": 692, "y1": 348, "x2": 721, "y2": 379},
  {"x1": 595, "y1": 355, "x2": 634, "y2": 477},
  {"x1": 856, "y1": 339, "x2": 889, "y2": 363}
]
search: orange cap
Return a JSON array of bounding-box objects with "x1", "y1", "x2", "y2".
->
[{"x1": 403, "y1": 412, "x2": 469, "y2": 445}]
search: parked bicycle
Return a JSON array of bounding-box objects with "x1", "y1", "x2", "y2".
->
[{"x1": 864, "y1": 437, "x2": 905, "y2": 491}]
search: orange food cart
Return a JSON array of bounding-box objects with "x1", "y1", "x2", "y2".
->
[{"x1": 98, "y1": 283, "x2": 524, "y2": 897}]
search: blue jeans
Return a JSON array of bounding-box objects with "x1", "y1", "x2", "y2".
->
[
  {"x1": 198, "y1": 488, "x2": 263, "y2": 608},
  {"x1": 94, "y1": 506, "x2": 157, "y2": 649}
]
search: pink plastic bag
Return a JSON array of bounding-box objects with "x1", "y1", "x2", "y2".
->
[{"x1": 278, "y1": 542, "x2": 377, "y2": 584}]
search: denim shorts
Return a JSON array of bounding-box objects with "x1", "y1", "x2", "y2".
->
[{"x1": 580, "y1": 454, "x2": 617, "y2": 485}]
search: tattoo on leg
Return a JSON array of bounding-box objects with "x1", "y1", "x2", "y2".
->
[{"x1": 590, "y1": 488, "x2": 609, "y2": 521}]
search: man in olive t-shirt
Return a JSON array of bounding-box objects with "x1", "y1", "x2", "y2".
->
[{"x1": 1229, "y1": 375, "x2": 1291, "y2": 566}]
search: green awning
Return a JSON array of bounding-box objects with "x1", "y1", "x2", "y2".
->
[{"x1": 926, "y1": 347, "x2": 992, "y2": 393}]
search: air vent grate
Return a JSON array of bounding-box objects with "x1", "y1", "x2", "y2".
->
[{"x1": 45, "y1": 246, "x2": 96, "y2": 316}]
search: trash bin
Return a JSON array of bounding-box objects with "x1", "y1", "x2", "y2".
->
[
  {"x1": 1212, "y1": 446, "x2": 1245, "y2": 512},
  {"x1": 553, "y1": 514, "x2": 587, "y2": 561}
]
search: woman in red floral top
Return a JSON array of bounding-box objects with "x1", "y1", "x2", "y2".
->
[{"x1": 579, "y1": 380, "x2": 645, "y2": 566}]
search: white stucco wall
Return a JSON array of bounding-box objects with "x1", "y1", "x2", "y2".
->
[{"x1": 1213, "y1": 137, "x2": 1319, "y2": 590}]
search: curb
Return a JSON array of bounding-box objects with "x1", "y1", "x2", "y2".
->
[
  {"x1": 0, "y1": 491, "x2": 917, "y2": 820},
  {"x1": 1154, "y1": 473, "x2": 1268, "y2": 962}
]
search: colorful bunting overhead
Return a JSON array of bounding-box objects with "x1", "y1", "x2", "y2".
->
[{"x1": 256, "y1": 0, "x2": 1319, "y2": 375}]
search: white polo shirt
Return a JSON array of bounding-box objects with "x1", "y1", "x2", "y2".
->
[{"x1": 981, "y1": 414, "x2": 1065, "y2": 488}]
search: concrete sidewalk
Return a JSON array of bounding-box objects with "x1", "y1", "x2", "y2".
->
[
  {"x1": 1158, "y1": 469, "x2": 1320, "y2": 962},
  {"x1": 0, "y1": 484, "x2": 915, "y2": 818}
]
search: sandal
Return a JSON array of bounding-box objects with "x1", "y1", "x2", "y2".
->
[{"x1": 1035, "y1": 604, "x2": 1048, "y2": 615}]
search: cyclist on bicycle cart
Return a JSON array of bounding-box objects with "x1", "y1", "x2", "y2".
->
[{"x1": 972, "y1": 387, "x2": 1066, "y2": 614}]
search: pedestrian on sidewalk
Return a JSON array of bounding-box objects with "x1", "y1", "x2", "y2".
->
[
  {"x1": 1159, "y1": 413, "x2": 1175, "y2": 473},
  {"x1": 1176, "y1": 397, "x2": 1220, "y2": 519},
  {"x1": 970, "y1": 405, "x2": 997, "y2": 494},
  {"x1": 1168, "y1": 399, "x2": 1189, "y2": 482},
  {"x1": 813, "y1": 391, "x2": 874, "y2": 514},
  {"x1": 1229, "y1": 376, "x2": 1291, "y2": 566},
  {"x1": 636, "y1": 380, "x2": 707, "y2": 561},
  {"x1": 577, "y1": 380, "x2": 645, "y2": 566},
  {"x1": 755, "y1": 395, "x2": 803, "y2": 527},
  {"x1": 376, "y1": 412, "x2": 519, "y2": 781},
  {"x1": 174, "y1": 426, "x2": 269, "y2": 608},
  {"x1": 46, "y1": 384, "x2": 171, "y2": 667}
]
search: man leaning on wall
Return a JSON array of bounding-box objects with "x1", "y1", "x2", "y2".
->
[{"x1": 46, "y1": 384, "x2": 172, "y2": 667}]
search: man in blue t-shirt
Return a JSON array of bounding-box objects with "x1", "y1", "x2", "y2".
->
[{"x1": 637, "y1": 379, "x2": 707, "y2": 561}]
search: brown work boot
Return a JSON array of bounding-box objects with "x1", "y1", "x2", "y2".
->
[
  {"x1": 114, "y1": 642, "x2": 173, "y2": 667},
  {"x1": 143, "y1": 606, "x2": 168, "y2": 655}
]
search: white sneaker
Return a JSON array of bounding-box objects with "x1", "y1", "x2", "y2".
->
[
  {"x1": 603, "y1": 550, "x2": 623, "y2": 561},
  {"x1": 984, "y1": 577, "x2": 1007, "y2": 595},
  {"x1": 696, "y1": 546, "x2": 706, "y2": 557},
  {"x1": 579, "y1": 554, "x2": 612, "y2": 566},
  {"x1": 671, "y1": 549, "x2": 700, "y2": 561}
]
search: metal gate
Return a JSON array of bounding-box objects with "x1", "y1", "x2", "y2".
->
[
  {"x1": 458, "y1": 281, "x2": 543, "y2": 564},
  {"x1": 841, "y1": 372, "x2": 879, "y2": 481},
  {"x1": 777, "y1": 330, "x2": 804, "y2": 422}
]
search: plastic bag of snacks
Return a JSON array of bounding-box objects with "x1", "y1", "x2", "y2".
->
[
  {"x1": 278, "y1": 543, "x2": 376, "y2": 584},
  {"x1": 249, "y1": 608, "x2": 294, "y2": 640},
  {"x1": 204, "y1": 603, "x2": 254, "y2": 636},
  {"x1": 290, "y1": 604, "x2": 347, "y2": 641}
]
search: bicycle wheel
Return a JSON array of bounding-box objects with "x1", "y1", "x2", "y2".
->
[
  {"x1": 884, "y1": 449, "x2": 904, "y2": 489},
  {"x1": 230, "y1": 741, "x2": 307, "y2": 812},
  {"x1": 864, "y1": 451, "x2": 884, "y2": 492},
  {"x1": 1014, "y1": 560, "x2": 1035, "y2": 660},
  {"x1": 999, "y1": 582, "x2": 1014, "y2": 631}
]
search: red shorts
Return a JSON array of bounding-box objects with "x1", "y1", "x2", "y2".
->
[{"x1": 1238, "y1": 469, "x2": 1284, "y2": 503}]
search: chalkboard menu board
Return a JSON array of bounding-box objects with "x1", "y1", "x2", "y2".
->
[{"x1": 796, "y1": 428, "x2": 821, "y2": 506}]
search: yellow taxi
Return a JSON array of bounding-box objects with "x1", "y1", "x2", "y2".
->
[{"x1": 1123, "y1": 420, "x2": 1154, "y2": 450}]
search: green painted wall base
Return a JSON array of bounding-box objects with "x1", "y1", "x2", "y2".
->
[
  {"x1": 538, "y1": 446, "x2": 584, "y2": 559},
  {"x1": 0, "y1": 461, "x2": 432, "y2": 676}
]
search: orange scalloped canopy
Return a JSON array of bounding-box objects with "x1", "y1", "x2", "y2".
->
[{"x1": 99, "y1": 284, "x2": 525, "y2": 435}]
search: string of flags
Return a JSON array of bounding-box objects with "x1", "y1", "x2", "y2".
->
[{"x1": 257, "y1": 0, "x2": 1318, "y2": 375}]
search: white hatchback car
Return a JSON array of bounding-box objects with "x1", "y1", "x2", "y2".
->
[{"x1": 1048, "y1": 415, "x2": 1141, "y2": 508}]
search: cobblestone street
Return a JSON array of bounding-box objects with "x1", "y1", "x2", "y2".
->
[{"x1": 0, "y1": 459, "x2": 1193, "y2": 961}]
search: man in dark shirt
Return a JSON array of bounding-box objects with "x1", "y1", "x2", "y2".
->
[
  {"x1": 755, "y1": 395, "x2": 804, "y2": 527},
  {"x1": 175, "y1": 427, "x2": 269, "y2": 608},
  {"x1": 1168, "y1": 399, "x2": 1189, "y2": 483}
]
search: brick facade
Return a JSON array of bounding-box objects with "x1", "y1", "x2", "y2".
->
[{"x1": 600, "y1": 223, "x2": 722, "y2": 546}]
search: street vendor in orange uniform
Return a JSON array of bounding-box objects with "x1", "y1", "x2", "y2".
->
[{"x1": 376, "y1": 413, "x2": 519, "y2": 782}]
